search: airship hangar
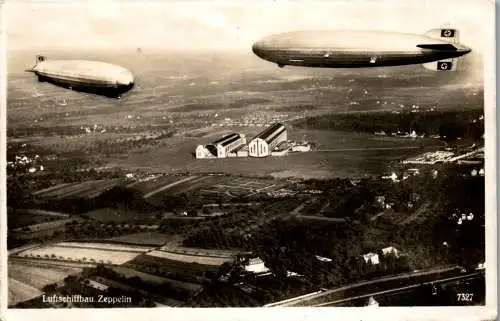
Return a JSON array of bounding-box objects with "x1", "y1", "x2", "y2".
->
[{"x1": 196, "y1": 123, "x2": 289, "y2": 159}]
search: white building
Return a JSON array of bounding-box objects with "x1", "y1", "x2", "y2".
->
[
  {"x1": 244, "y1": 257, "x2": 270, "y2": 274},
  {"x1": 381, "y1": 246, "x2": 399, "y2": 257},
  {"x1": 85, "y1": 279, "x2": 109, "y2": 291},
  {"x1": 195, "y1": 145, "x2": 212, "y2": 159},
  {"x1": 291, "y1": 144, "x2": 311, "y2": 152},
  {"x1": 248, "y1": 123, "x2": 287, "y2": 157},
  {"x1": 362, "y1": 253, "x2": 380, "y2": 265},
  {"x1": 366, "y1": 296, "x2": 379, "y2": 307},
  {"x1": 196, "y1": 133, "x2": 246, "y2": 159}
]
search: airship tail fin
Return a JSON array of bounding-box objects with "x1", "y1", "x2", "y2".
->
[
  {"x1": 422, "y1": 58, "x2": 459, "y2": 71},
  {"x1": 424, "y1": 28, "x2": 460, "y2": 44}
]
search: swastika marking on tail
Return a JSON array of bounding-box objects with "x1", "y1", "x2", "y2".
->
[
  {"x1": 441, "y1": 29, "x2": 455, "y2": 38},
  {"x1": 438, "y1": 62, "x2": 452, "y2": 70}
]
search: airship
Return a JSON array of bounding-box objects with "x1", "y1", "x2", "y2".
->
[
  {"x1": 252, "y1": 28, "x2": 471, "y2": 71},
  {"x1": 26, "y1": 56, "x2": 135, "y2": 98}
]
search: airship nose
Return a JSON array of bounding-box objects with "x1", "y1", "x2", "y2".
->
[
  {"x1": 116, "y1": 71, "x2": 135, "y2": 86},
  {"x1": 252, "y1": 41, "x2": 267, "y2": 58}
]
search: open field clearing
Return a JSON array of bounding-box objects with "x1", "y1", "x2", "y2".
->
[
  {"x1": 12, "y1": 218, "x2": 75, "y2": 232},
  {"x1": 143, "y1": 175, "x2": 202, "y2": 198},
  {"x1": 32, "y1": 182, "x2": 77, "y2": 196},
  {"x1": 126, "y1": 254, "x2": 221, "y2": 274},
  {"x1": 156, "y1": 176, "x2": 214, "y2": 196},
  {"x1": 18, "y1": 244, "x2": 145, "y2": 265},
  {"x1": 16, "y1": 209, "x2": 70, "y2": 218},
  {"x1": 112, "y1": 128, "x2": 444, "y2": 179},
  {"x1": 146, "y1": 250, "x2": 234, "y2": 266},
  {"x1": 8, "y1": 261, "x2": 82, "y2": 289},
  {"x1": 33, "y1": 179, "x2": 122, "y2": 200},
  {"x1": 130, "y1": 175, "x2": 191, "y2": 195},
  {"x1": 107, "y1": 231, "x2": 177, "y2": 246},
  {"x1": 8, "y1": 211, "x2": 61, "y2": 229},
  {"x1": 110, "y1": 266, "x2": 202, "y2": 291},
  {"x1": 56, "y1": 241, "x2": 154, "y2": 252},
  {"x1": 8, "y1": 278, "x2": 43, "y2": 306},
  {"x1": 197, "y1": 176, "x2": 286, "y2": 198},
  {"x1": 158, "y1": 246, "x2": 244, "y2": 258},
  {"x1": 84, "y1": 207, "x2": 158, "y2": 223}
]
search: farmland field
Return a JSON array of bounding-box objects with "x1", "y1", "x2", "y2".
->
[
  {"x1": 55, "y1": 241, "x2": 154, "y2": 252},
  {"x1": 8, "y1": 278, "x2": 43, "y2": 306},
  {"x1": 107, "y1": 231, "x2": 177, "y2": 246},
  {"x1": 8, "y1": 261, "x2": 82, "y2": 289},
  {"x1": 33, "y1": 179, "x2": 123, "y2": 200},
  {"x1": 146, "y1": 250, "x2": 234, "y2": 266},
  {"x1": 8, "y1": 210, "x2": 64, "y2": 229},
  {"x1": 17, "y1": 243, "x2": 147, "y2": 265},
  {"x1": 196, "y1": 176, "x2": 286, "y2": 198},
  {"x1": 12, "y1": 218, "x2": 75, "y2": 232},
  {"x1": 83, "y1": 207, "x2": 159, "y2": 223},
  {"x1": 129, "y1": 175, "x2": 194, "y2": 195},
  {"x1": 110, "y1": 266, "x2": 202, "y2": 291}
]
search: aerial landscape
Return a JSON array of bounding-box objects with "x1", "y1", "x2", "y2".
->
[{"x1": 4, "y1": 1, "x2": 490, "y2": 311}]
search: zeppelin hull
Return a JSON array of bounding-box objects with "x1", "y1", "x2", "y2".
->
[
  {"x1": 36, "y1": 72, "x2": 134, "y2": 98},
  {"x1": 252, "y1": 30, "x2": 472, "y2": 69},
  {"x1": 29, "y1": 59, "x2": 135, "y2": 98}
]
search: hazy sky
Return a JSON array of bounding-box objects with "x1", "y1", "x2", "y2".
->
[{"x1": 4, "y1": 0, "x2": 492, "y2": 53}]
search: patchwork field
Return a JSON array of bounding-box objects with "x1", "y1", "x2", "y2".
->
[
  {"x1": 107, "y1": 231, "x2": 179, "y2": 246},
  {"x1": 9, "y1": 261, "x2": 82, "y2": 289},
  {"x1": 16, "y1": 242, "x2": 153, "y2": 265},
  {"x1": 8, "y1": 210, "x2": 68, "y2": 230},
  {"x1": 8, "y1": 278, "x2": 43, "y2": 307},
  {"x1": 32, "y1": 179, "x2": 123, "y2": 200},
  {"x1": 83, "y1": 207, "x2": 158, "y2": 223},
  {"x1": 196, "y1": 176, "x2": 286, "y2": 198},
  {"x1": 111, "y1": 266, "x2": 202, "y2": 292},
  {"x1": 8, "y1": 260, "x2": 83, "y2": 306},
  {"x1": 146, "y1": 250, "x2": 234, "y2": 266}
]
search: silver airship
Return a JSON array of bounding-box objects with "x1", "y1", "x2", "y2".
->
[
  {"x1": 26, "y1": 56, "x2": 135, "y2": 98},
  {"x1": 252, "y1": 28, "x2": 471, "y2": 71}
]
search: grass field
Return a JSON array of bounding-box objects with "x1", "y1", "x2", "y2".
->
[
  {"x1": 7, "y1": 210, "x2": 63, "y2": 229},
  {"x1": 146, "y1": 250, "x2": 234, "y2": 266},
  {"x1": 111, "y1": 129, "x2": 443, "y2": 179},
  {"x1": 107, "y1": 231, "x2": 180, "y2": 246},
  {"x1": 83, "y1": 207, "x2": 158, "y2": 223},
  {"x1": 17, "y1": 242, "x2": 150, "y2": 265},
  {"x1": 8, "y1": 261, "x2": 82, "y2": 289},
  {"x1": 8, "y1": 278, "x2": 43, "y2": 307},
  {"x1": 110, "y1": 266, "x2": 202, "y2": 292},
  {"x1": 33, "y1": 179, "x2": 123, "y2": 200},
  {"x1": 12, "y1": 218, "x2": 75, "y2": 232}
]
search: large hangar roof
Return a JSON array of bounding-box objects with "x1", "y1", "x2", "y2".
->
[{"x1": 252, "y1": 123, "x2": 286, "y2": 143}]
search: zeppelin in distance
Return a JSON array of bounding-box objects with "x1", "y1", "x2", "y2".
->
[{"x1": 26, "y1": 56, "x2": 135, "y2": 98}]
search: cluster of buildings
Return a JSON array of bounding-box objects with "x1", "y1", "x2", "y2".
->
[
  {"x1": 80, "y1": 124, "x2": 106, "y2": 134},
  {"x1": 362, "y1": 246, "x2": 400, "y2": 265},
  {"x1": 196, "y1": 123, "x2": 297, "y2": 159},
  {"x1": 8, "y1": 154, "x2": 45, "y2": 173},
  {"x1": 211, "y1": 114, "x2": 299, "y2": 128}
]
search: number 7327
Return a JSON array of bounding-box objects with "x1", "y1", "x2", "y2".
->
[{"x1": 457, "y1": 293, "x2": 474, "y2": 302}]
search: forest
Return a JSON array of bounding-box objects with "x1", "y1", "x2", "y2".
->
[{"x1": 292, "y1": 108, "x2": 484, "y2": 141}]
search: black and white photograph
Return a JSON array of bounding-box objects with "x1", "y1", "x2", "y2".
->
[{"x1": 0, "y1": 0, "x2": 496, "y2": 320}]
